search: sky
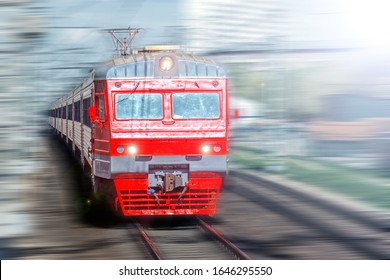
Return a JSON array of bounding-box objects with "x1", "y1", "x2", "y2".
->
[
  {"x1": 40, "y1": 0, "x2": 181, "y2": 98},
  {"x1": 3, "y1": 0, "x2": 390, "y2": 104},
  {"x1": 288, "y1": 0, "x2": 390, "y2": 48}
]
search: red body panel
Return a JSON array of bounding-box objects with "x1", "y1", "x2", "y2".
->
[{"x1": 109, "y1": 138, "x2": 227, "y2": 156}]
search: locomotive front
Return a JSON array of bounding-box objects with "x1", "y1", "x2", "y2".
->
[{"x1": 91, "y1": 48, "x2": 228, "y2": 216}]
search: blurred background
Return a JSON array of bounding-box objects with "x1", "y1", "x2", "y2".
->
[{"x1": 0, "y1": 0, "x2": 389, "y2": 258}]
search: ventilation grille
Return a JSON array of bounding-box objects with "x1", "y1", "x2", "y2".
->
[{"x1": 119, "y1": 188, "x2": 218, "y2": 211}]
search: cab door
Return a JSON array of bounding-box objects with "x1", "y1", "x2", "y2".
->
[{"x1": 91, "y1": 92, "x2": 111, "y2": 179}]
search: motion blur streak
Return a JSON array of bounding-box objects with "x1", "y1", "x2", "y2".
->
[
  {"x1": 0, "y1": 0, "x2": 389, "y2": 259},
  {"x1": 0, "y1": 1, "x2": 47, "y2": 244}
]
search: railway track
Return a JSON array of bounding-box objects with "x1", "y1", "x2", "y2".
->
[
  {"x1": 130, "y1": 217, "x2": 250, "y2": 260},
  {"x1": 227, "y1": 170, "x2": 390, "y2": 259}
]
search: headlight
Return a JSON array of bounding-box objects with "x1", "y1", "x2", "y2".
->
[
  {"x1": 128, "y1": 145, "x2": 137, "y2": 154},
  {"x1": 201, "y1": 144, "x2": 210, "y2": 153},
  {"x1": 159, "y1": 56, "x2": 174, "y2": 71}
]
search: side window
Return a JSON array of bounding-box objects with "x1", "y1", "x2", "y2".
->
[
  {"x1": 74, "y1": 101, "x2": 81, "y2": 122},
  {"x1": 83, "y1": 97, "x2": 91, "y2": 127},
  {"x1": 67, "y1": 104, "x2": 73, "y2": 120},
  {"x1": 96, "y1": 95, "x2": 106, "y2": 119}
]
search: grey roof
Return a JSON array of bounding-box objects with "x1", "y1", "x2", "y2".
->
[{"x1": 94, "y1": 50, "x2": 226, "y2": 80}]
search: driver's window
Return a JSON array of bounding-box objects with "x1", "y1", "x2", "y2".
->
[{"x1": 96, "y1": 95, "x2": 106, "y2": 119}]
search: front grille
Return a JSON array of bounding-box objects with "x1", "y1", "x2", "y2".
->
[{"x1": 119, "y1": 188, "x2": 218, "y2": 211}]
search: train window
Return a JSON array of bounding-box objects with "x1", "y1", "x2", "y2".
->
[
  {"x1": 83, "y1": 97, "x2": 91, "y2": 126},
  {"x1": 74, "y1": 101, "x2": 80, "y2": 122},
  {"x1": 115, "y1": 93, "x2": 162, "y2": 120},
  {"x1": 172, "y1": 93, "x2": 220, "y2": 119},
  {"x1": 67, "y1": 104, "x2": 73, "y2": 120},
  {"x1": 97, "y1": 95, "x2": 106, "y2": 119}
]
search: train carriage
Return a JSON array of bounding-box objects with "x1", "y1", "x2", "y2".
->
[{"x1": 49, "y1": 45, "x2": 229, "y2": 216}]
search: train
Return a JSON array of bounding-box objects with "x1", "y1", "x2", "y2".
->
[{"x1": 48, "y1": 43, "x2": 229, "y2": 216}]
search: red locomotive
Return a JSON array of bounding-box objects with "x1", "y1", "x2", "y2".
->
[{"x1": 48, "y1": 31, "x2": 229, "y2": 216}]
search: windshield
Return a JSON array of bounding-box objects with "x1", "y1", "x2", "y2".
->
[
  {"x1": 115, "y1": 93, "x2": 163, "y2": 119},
  {"x1": 172, "y1": 93, "x2": 220, "y2": 119}
]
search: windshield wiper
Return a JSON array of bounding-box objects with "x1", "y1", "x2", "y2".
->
[{"x1": 115, "y1": 82, "x2": 140, "y2": 105}]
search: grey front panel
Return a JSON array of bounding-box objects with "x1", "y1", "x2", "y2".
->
[
  {"x1": 94, "y1": 154, "x2": 111, "y2": 179},
  {"x1": 94, "y1": 154, "x2": 227, "y2": 179}
]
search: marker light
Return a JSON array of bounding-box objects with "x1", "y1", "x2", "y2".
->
[
  {"x1": 201, "y1": 144, "x2": 210, "y2": 153},
  {"x1": 213, "y1": 144, "x2": 222, "y2": 153},
  {"x1": 159, "y1": 56, "x2": 174, "y2": 71},
  {"x1": 128, "y1": 145, "x2": 137, "y2": 154},
  {"x1": 116, "y1": 145, "x2": 125, "y2": 154}
]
